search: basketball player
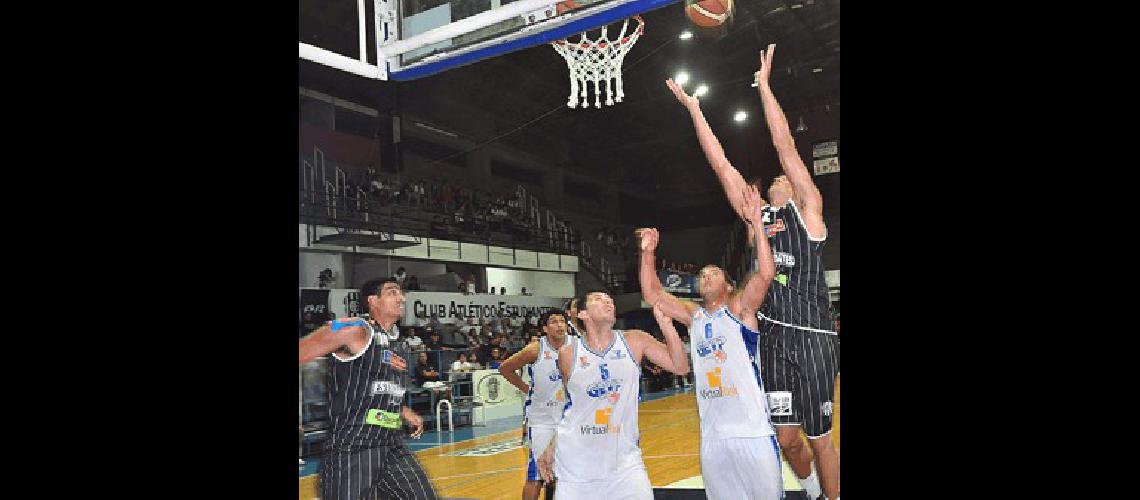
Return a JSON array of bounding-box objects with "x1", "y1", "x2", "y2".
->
[
  {"x1": 499, "y1": 309, "x2": 572, "y2": 500},
  {"x1": 298, "y1": 277, "x2": 438, "y2": 500},
  {"x1": 535, "y1": 290, "x2": 689, "y2": 500},
  {"x1": 666, "y1": 44, "x2": 839, "y2": 500},
  {"x1": 636, "y1": 185, "x2": 782, "y2": 500},
  {"x1": 564, "y1": 297, "x2": 584, "y2": 336}
]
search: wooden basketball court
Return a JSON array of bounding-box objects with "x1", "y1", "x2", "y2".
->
[{"x1": 300, "y1": 378, "x2": 838, "y2": 499}]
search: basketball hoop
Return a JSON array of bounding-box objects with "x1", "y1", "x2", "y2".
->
[{"x1": 551, "y1": 15, "x2": 644, "y2": 109}]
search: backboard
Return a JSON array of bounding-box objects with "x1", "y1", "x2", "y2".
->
[{"x1": 299, "y1": 0, "x2": 681, "y2": 81}]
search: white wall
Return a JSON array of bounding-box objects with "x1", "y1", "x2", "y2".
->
[{"x1": 485, "y1": 267, "x2": 574, "y2": 298}]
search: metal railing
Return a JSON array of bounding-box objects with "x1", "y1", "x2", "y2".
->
[{"x1": 299, "y1": 149, "x2": 633, "y2": 293}]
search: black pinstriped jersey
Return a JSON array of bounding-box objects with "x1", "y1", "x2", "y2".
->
[
  {"x1": 756, "y1": 200, "x2": 833, "y2": 331},
  {"x1": 326, "y1": 321, "x2": 411, "y2": 451}
]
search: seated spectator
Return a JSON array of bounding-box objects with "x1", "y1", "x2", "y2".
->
[
  {"x1": 489, "y1": 347, "x2": 506, "y2": 369},
  {"x1": 451, "y1": 353, "x2": 476, "y2": 374},
  {"x1": 404, "y1": 328, "x2": 424, "y2": 351},
  {"x1": 467, "y1": 350, "x2": 485, "y2": 370},
  {"x1": 423, "y1": 328, "x2": 448, "y2": 364},
  {"x1": 415, "y1": 352, "x2": 441, "y2": 387}
]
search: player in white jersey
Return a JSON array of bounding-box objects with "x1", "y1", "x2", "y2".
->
[
  {"x1": 638, "y1": 185, "x2": 783, "y2": 499},
  {"x1": 499, "y1": 308, "x2": 573, "y2": 500},
  {"x1": 535, "y1": 290, "x2": 689, "y2": 500}
]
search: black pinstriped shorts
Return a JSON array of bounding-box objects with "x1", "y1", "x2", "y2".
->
[
  {"x1": 322, "y1": 444, "x2": 437, "y2": 500},
  {"x1": 758, "y1": 325, "x2": 840, "y2": 438}
]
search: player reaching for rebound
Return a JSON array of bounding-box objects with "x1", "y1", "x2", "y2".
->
[
  {"x1": 637, "y1": 184, "x2": 782, "y2": 500},
  {"x1": 535, "y1": 290, "x2": 689, "y2": 500},
  {"x1": 666, "y1": 44, "x2": 840, "y2": 500},
  {"x1": 499, "y1": 309, "x2": 573, "y2": 500}
]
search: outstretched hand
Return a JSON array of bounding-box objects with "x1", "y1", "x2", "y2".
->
[
  {"x1": 741, "y1": 184, "x2": 766, "y2": 227},
  {"x1": 652, "y1": 301, "x2": 671, "y2": 325},
  {"x1": 754, "y1": 43, "x2": 776, "y2": 88},
  {"x1": 636, "y1": 228, "x2": 659, "y2": 253},
  {"x1": 665, "y1": 78, "x2": 699, "y2": 109}
]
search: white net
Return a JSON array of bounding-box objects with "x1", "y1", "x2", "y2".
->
[{"x1": 551, "y1": 16, "x2": 644, "y2": 109}]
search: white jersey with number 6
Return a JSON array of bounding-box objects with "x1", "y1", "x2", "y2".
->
[{"x1": 690, "y1": 305, "x2": 774, "y2": 439}]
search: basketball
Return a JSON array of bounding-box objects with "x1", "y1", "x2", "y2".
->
[
  {"x1": 556, "y1": 0, "x2": 581, "y2": 16},
  {"x1": 685, "y1": 0, "x2": 733, "y2": 28}
]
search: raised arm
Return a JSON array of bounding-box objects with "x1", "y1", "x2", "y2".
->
[
  {"x1": 665, "y1": 78, "x2": 753, "y2": 221},
  {"x1": 754, "y1": 44, "x2": 824, "y2": 222},
  {"x1": 731, "y1": 185, "x2": 777, "y2": 322},
  {"x1": 629, "y1": 303, "x2": 690, "y2": 375},
  {"x1": 637, "y1": 227, "x2": 696, "y2": 327},
  {"x1": 299, "y1": 320, "x2": 369, "y2": 364},
  {"x1": 498, "y1": 340, "x2": 540, "y2": 393}
]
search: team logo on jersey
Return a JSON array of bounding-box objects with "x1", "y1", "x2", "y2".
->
[
  {"x1": 696, "y1": 336, "x2": 729, "y2": 364},
  {"x1": 580, "y1": 407, "x2": 621, "y2": 435},
  {"x1": 700, "y1": 367, "x2": 739, "y2": 400},
  {"x1": 370, "y1": 380, "x2": 406, "y2": 397},
  {"x1": 364, "y1": 409, "x2": 401, "y2": 428},
  {"x1": 821, "y1": 401, "x2": 833, "y2": 417},
  {"x1": 544, "y1": 351, "x2": 552, "y2": 360},
  {"x1": 773, "y1": 251, "x2": 796, "y2": 267},
  {"x1": 579, "y1": 356, "x2": 590, "y2": 368},
  {"x1": 764, "y1": 219, "x2": 786, "y2": 237},
  {"x1": 586, "y1": 364, "x2": 623, "y2": 398},
  {"x1": 611, "y1": 350, "x2": 625, "y2": 360},
  {"x1": 768, "y1": 391, "x2": 793, "y2": 416},
  {"x1": 775, "y1": 274, "x2": 788, "y2": 286},
  {"x1": 548, "y1": 370, "x2": 562, "y2": 382}
]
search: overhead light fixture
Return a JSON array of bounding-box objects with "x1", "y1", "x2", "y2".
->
[
  {"x1": 795, "y1": 116, "x2": 808, "y2": 133},
  {"x1": 734, "y1": 111, "x2": 748, "y2": 122},
  {"x1": 791, "y1": 3, "x2": 803, "y2": 8},
  {"x1": 415, "y1": 121, "x2": 458, "y2": 138},
  {"x1": 679, "y1": 31, "x2": 693, "y2": 40},
  {"x1": 812, "y1": 68, "x2": 823, "y2": 73},
  {"x1": 675, "y1": 71, "x2": 690, "y2": 85},
  {"x1": 694, "y1": 84, "x2": 709, "y2": 97}
]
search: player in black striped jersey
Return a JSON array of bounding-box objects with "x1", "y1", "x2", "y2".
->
[
  {"x1": 666, "y1": 44, "x2": 839, "y2": 500},
  {"x1": 299, "y1": 277, "x2": 437, "y2": 500}
]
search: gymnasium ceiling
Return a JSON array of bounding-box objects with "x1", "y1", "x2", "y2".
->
[{"x1": 299, "y1": 0, "x2": 840, "y2": 228}]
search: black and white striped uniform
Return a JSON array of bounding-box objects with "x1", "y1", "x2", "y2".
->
[
  {"x1": 755, "y1": 200, "x2": 840, "y2": 439},
  {"x1": 323, "y1": 321, "x2": 437, "y2": 500}
]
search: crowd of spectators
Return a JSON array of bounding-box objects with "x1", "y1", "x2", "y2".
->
[
  {"x1": 314, "y1": 164, "x2": 631, "y2": 294},
  {"x1": 398, "y1": 310, "x2": 548, "y2": 383}
]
